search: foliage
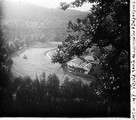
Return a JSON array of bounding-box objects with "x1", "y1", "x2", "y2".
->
[
  {"x1": 46, "y1": 74, "x2": 60, "y2": 97},
  {"x1": 52, "y1": 0, "x2": 129, "y2": 103},
  {"x1": 0, "y1": 22, "x2": 12, "y2": 88},
  {"x1": 0, "y1": 73, "x2": 129, "y2": 117}
]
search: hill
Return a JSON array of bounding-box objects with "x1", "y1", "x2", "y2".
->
[
  {"x1": 0, "y1": 0, "x2": 88, "y2": 52},
  {"x1": 2, "y1": 0, "x2": 87, "y2": 27}
]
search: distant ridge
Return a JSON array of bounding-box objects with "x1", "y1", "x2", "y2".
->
[
  {"x1": 1, "y1": 0, "x2": 88, "y2": 24},
  {"x1": 0, "y1": 0, "x2": 88, "y2": 42}
]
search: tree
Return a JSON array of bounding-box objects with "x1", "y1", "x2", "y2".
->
[
  {"x1": 0, "y1": 4, "x2": 11, "y2": 88},
  {"x1": 52, "y1": 0, "x2": 129, "y2": 114},
  {"x1": 46, "y1": 74, "x2": 60, "y2": 97}
]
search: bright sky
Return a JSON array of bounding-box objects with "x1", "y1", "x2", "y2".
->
[{"x1": 9, "y1": 0, "x2": 91, "y2": 11}]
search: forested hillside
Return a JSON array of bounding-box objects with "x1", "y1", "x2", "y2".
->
[{"x1": 1, "y1": 0, "x2": 87, "y2": 45}]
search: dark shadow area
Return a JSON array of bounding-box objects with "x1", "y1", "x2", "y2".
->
[{"x1": 0, "y1": 74, "x2": 130, "y2": 117}]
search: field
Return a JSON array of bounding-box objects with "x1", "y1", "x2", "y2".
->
[
  {"x1": 11, "y1": 42, "x2": 95, "y2": 84},
  {"x1": 11, "y1": 43, "x2": 64, "y2": 79}
]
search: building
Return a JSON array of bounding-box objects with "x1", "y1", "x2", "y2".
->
[{"x1": 67, "y1": 57, "x2": 95, "y2": 74}]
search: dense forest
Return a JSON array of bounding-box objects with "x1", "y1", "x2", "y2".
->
[
  {"x1": 52, "y1": 0, "x2": 130, "y2": 117},
  {"x1": 0, "y1": 74, "x2": 129, "y2": 117}
]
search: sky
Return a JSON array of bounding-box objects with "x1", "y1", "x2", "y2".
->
[{"x1": 9, "y1": 0, "x2": 91, "y2": 11}]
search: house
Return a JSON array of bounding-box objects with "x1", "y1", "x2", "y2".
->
[
  {"x1": 67, "y1": 58, "x2": 83, "y2": 67},
  {"x1": 84, "y1": 55, "x2": 94, "y2": 61},
  {"x1": 67, "y1": 57, "x2": 94, "y2": 74}
]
